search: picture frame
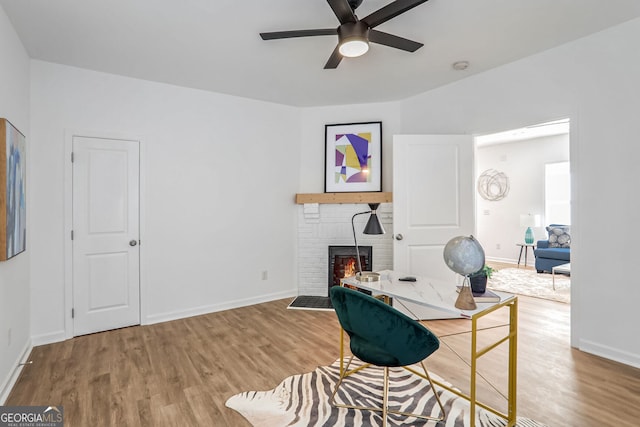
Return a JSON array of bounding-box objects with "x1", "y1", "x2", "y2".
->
[
  {"x1": 324, "y1": 121, "x2": 382, "y2": 193},
  {"x1": 0, "y1": 118, "x2": 27, "y2": 261}
]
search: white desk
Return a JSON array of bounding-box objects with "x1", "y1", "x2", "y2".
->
[
  {"x1": 340, "y1": 270, "x2": 518, "y2": 427},
  {"x1": 341, "y1": 270, "x2": 511, "y2": 319}
]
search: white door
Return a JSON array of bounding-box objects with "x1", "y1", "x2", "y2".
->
[
  {"x1": 393, "y1": 135, "x2": 475, "y2": 318},
  {"x1": 72, "y1": 136, "x2": 140, "y2": 336}
]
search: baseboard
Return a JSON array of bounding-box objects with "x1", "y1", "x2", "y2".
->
[
  {"x1": 0, "y1": 339, "x2": 33, "y2": 405},
  {"x1": 485, "y1": 256, "x2": 518, "y2": 265},
  {"x1": 579, "y1": 339, "x2": 640, "y2": 369},
  {"x1": 144, "y1": 289, "x2": 297, "y2": 325},
  {"x1": 31, "y1": 330, "x2": 67, "y2": 347}
]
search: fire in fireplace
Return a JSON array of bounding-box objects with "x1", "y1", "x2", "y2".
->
[{"x1": 328, "y1": 245, "x2": 372, "y2": 293}]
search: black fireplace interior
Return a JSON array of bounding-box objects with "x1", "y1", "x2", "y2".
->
[{"x1": 328, "y1": 245, "x2": 372, "y2": 294}]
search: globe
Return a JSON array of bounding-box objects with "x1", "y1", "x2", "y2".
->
[{"x1": 443, "y1": 235, "x2": 485, "y2": 276}]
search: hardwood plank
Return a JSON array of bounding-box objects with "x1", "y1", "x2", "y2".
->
[{"x1": 5, "y1": 296, "x2": 640, "y2": 426}]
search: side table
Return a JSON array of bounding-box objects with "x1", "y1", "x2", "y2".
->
[
  {"x1": 516, "y1": 243, "x2": 535, "y2": 268},
  {"x1": 551, "y1": 263, "x2": 571, "y2": 290}
]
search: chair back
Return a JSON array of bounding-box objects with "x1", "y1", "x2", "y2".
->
[{"x1": 330, "y1": 286, "x2": 439, "y2": 367}]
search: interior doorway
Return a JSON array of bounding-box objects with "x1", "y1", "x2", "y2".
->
[
  {"x1": 473, "y1": 119, "x2": 571, "y2": 303},
  {"x1": 64, "y1": 131, "x2": 142, "y2": 338}
]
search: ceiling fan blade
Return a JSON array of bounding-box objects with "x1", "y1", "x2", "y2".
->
[
  {"x1": 369, "y1": 30, "x2": 423, "y2": 52},
  {"x1": 324, "y1": 45, "x2": 343, "y2": 69},
  {"x1": 362, "y1": 0, "x2": 430, "y2": 28},
  {"x1": 260, "y1": 29, "x2": 337, "y2": 40},
  {"x1": 327, "y1": 0, "x2": 357, "y2": 24}
]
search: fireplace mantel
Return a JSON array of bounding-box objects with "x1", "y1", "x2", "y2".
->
[{"x1": 295, "y1": 192, "x2": 392, "y2": 205}]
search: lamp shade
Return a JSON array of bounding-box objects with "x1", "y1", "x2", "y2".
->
[
  {"x1": 363, "y1": 203, "x2": 385, "y2": 235},
  {"x1": 519, "y1": 214, "x2": 540, "y2": 227},
  {"x1": 352, "y1": 203, "x2": 385, "y2": 281}
]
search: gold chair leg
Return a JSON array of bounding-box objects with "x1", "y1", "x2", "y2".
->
[
  {"x1": 330, "y1": 359, "x2": 446, "y2": 425},
  {"x1": 388, "y1": 363, "x2": 446, "y2": 422},
  {"x1": 419, "y1": 361, "x2": 446, "y2": 422},
  {"x1": 330, "y1": 355, "x2": 354, "y2": 407}
]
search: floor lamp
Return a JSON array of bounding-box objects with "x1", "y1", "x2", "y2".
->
[{"x1": 351, "y1": 203, "x2": 385, "y2": 281}]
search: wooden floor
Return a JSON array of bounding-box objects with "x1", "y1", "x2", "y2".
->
[{"x1": 7, "y1": 290, "x2": 640, "y2": 426}]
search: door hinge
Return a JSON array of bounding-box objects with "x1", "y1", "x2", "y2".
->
[
  {"x1": 71, "y1": 230, "x2": 74, "y2": 240},
  {"x1": 71, "y1": 152, "x2": 74, "y2": 162},
  {"x1": 71, "y1": 308, "x2": 75, "y2": 318}
]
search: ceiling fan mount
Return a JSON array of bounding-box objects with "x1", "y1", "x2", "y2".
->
[{"x1": 260, "y1": 0, "x2": 430, "y2": 69}]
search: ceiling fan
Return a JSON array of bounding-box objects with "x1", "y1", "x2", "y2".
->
[{"x1": 260, "y1": 0, "x2": 430, "y2": 69}]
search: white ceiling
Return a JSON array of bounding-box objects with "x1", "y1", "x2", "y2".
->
[{"x1": 2, "y1": 0, "x2": 640, "y2": 107}]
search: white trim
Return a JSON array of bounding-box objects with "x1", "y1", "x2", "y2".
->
[
  {"x1": 145, "y1": 290, "x2": 297, "y2": 325},
  {"x1": 579, "y1": 339, "x2": 640, "y2": 370},
  {"x1": 63, "y1": 129, "x2": 145, "y2": 338},
  {"x1": 567, "y1": 113, "x2": 580, "y2": 350},
  {"x1": 0, "y1": 340, "x2": 32, "y2": 405},
  {"x1": 139, "y1": 139, "x2": 148, "y2": 325},
  {"x1": 31, "y1": 330, "x2": 66, "y2": 347}
]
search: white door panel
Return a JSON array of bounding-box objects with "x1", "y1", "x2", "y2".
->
[
  {"x1": 393, "y1": 135, "x2": 475, "y2": 319},
  {"x1": 73, "y1": 136, "x2": 140, "y2": 336},
  {"x1": 87, "y1": 252, "x2": 129, "y2": 309}
]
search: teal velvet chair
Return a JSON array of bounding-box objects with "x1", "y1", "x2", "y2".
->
[{"x1": 329, "y1": 286, "x2": 445, "y2": 425}]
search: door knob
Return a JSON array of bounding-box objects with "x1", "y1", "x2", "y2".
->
[
  {"x1": 129, "y1": 240, "x2": 138, "y2": 246},
  {"x1": 395, "y1": 234, "x2": 404, "y2": 241}
]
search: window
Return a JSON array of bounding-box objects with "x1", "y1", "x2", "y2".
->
[{"x1": 545, "y1": 162, "x2": 570, "y2": 225}]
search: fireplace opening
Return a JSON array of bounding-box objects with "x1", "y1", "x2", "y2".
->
[
  {"x1": 288, "y1": 245, "x2": 373, "y2": 311},
  {"x1": 328, "y1": 245, "x2": 372, "y2": 295}
]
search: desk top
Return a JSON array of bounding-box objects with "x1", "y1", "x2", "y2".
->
[{"x1": 341, "y1": 270, "x2": 514, "y2": 319}]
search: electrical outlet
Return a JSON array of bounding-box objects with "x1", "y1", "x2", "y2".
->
[
  {"x1": 261, "y1": 270, "x2": 268, "y2": 280},
  {"x1": 496, "y1": 243, "x2": 501, "y2": 250}
]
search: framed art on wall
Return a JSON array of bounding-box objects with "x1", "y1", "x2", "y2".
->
[
  {"x1": 0, "y1": 118, "x2": 26, "y2": 261},
  {"x1": 325, "y1": 121, "x2": 382, "y2": 193}
]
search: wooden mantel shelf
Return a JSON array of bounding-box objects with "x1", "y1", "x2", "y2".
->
[{"x1": 295, "y1": 192, "x2": 392, "y2": 204}]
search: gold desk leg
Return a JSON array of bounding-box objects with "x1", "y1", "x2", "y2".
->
[
  {"x1": 470, "y1": 315, "x2": 477, "y2": 427},
  {"x1": 508, "y1": 298, "x2": 518, "y2": 427},
  {"x1": 468, "y1": 297, "x2": 518, "y2": 427}
]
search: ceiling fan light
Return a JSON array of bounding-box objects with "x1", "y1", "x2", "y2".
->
[{"x1": 339, "y1": 38, "x2": 369, "y2": 57}]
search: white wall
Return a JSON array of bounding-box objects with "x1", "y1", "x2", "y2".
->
[
  {"x1": 0, "y1": 5, "x2": 31, "y2": 403},
  {"x1": 400, "y1": 18, "x2": 640, "y2": 366},
  {"x1": 299, "y1": 103, "x2": 402, "y2": 193},
  {"x1": 477, "y1": 134, "x2": 570, "y2": 263},
  {"x1": 29, "y1": 61, "x2": 301, "y2": 342}
]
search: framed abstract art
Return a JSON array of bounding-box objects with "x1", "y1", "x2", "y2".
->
[
  {"x1": 324, "y1": 121, "x2": 382, "y2": 193},
  {"x1": 0, "y1": 118, "x2": 26, "y2": 261}
]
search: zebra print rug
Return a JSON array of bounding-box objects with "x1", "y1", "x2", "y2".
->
[{"x1": 225, "y1": 359, "x2": 548, "y2": 426}]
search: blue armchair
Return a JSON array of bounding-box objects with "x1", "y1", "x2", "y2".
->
[{"x1": 534, "y1": 224, "x2": 571, "y2": 273}]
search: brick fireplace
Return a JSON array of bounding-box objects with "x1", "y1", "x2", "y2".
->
[{"x1": 296, "y1": 203, "x2": 393, "y2": 297}]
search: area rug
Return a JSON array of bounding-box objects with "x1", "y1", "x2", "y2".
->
[
  {"x1": 226, "y1": 359, "x2": 548, "y2": 427},
  {"x1": 488, "y1": 268, "x2": 570, "y2": 304}
]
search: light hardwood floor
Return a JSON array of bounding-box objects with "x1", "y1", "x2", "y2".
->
[{"x1": 6, "y1": 289, "x2": 640, "y2": 426}]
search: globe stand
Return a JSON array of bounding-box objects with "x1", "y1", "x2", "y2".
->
[
  {"x1": 455, "y1": 276, "x2": 477, "y2": 311},
  {"x1": 443, "y1": 235, "x2": 484, "y2": 311}
]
